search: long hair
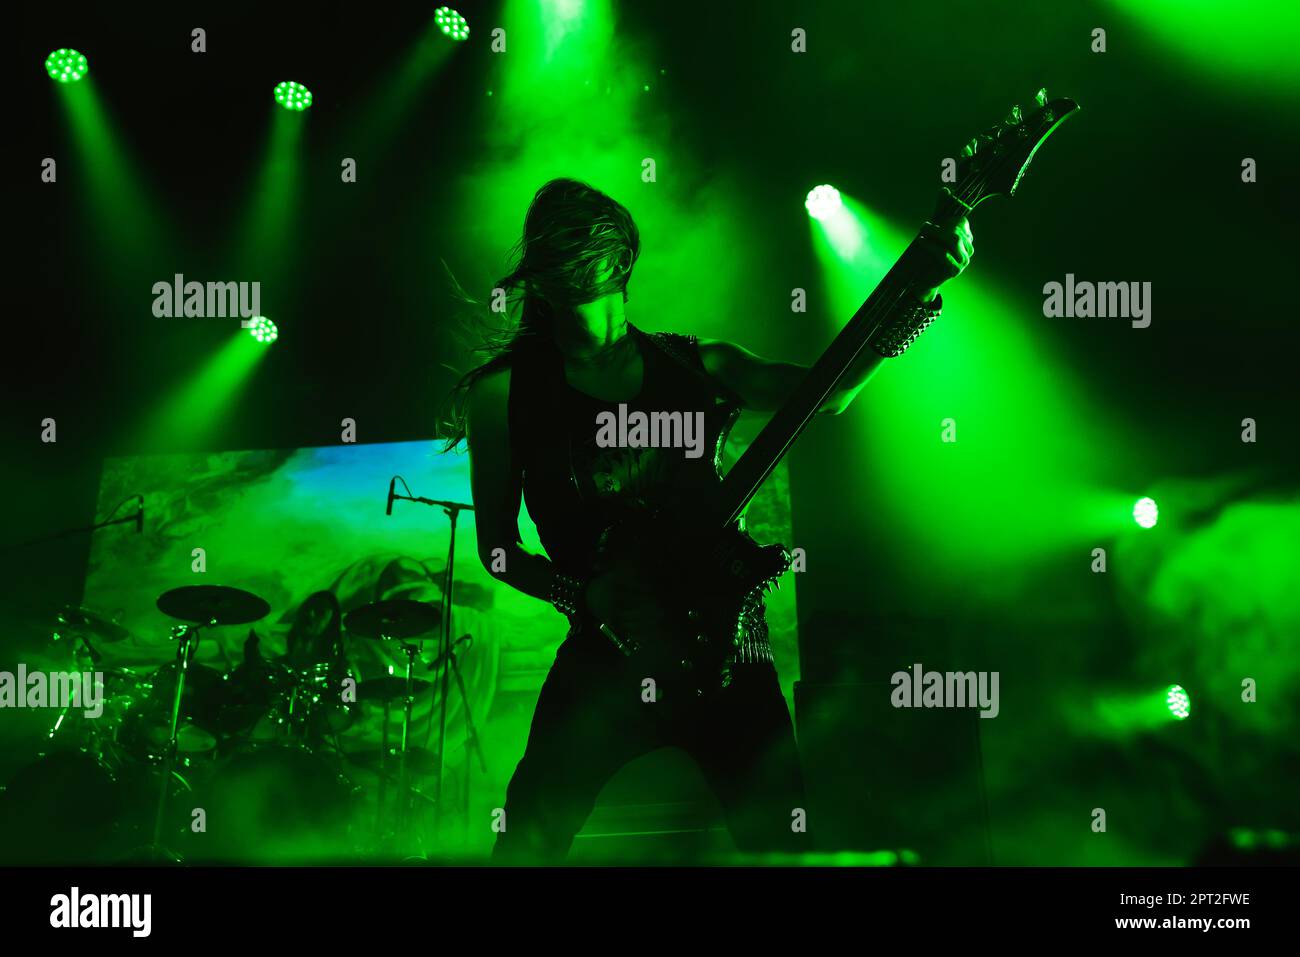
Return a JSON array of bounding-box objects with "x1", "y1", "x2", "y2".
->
[
  {"x1": 286, "y1": 590, "x2": 343, "y2": 666},
  {"x1": 441, "y1": 178, "x2": 640, "y2": 449}
]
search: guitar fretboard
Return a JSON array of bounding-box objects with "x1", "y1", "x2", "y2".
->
[{"x1": 711, "y1": 238, "x2": 926, "y2": 528}]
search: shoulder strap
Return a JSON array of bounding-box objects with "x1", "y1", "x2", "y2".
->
[{"x1": 638, "y1": 328, "x2": 744, "y2": 407}]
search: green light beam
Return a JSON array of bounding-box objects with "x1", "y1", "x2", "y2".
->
[
  {"x1": 334, "y1": 18, "x2": 457, "y2": 158},
  {"x1": 1106, "y1": 0, "x2": 1300, "y2": 97},
  {"x1": 54, "y1": 78, "x2": 175, "y2": 279},
  {"x1": 132, "y1": 330, "x2": 270, "y2": 451},
  {"x1": 229, "y1": 104, "x2": 304, "y2": 278},
  {"x1": 809, "y1": 193, "x2": 1134, "y2": 592}
]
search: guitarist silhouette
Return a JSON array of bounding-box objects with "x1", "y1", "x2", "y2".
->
[{"x1": 443, "y1": 94, "x2": 1072, "y2": 862}]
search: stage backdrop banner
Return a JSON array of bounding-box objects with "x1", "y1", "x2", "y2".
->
[{"x1": 82, "y1": 438, "x2": 798, "y2": 833}]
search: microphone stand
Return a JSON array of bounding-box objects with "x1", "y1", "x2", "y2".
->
[
  {"x1": 385, "y1": 483, "x2": 478, "y2": 846},
  {"x1": 1, "y1": 496, "x2": 143, "y2": 553},
  {"x1": 427, "y1": 635, "x2": 488, "y2": 778},
  {"x1": 444, "y1": 635, "x2": 488, "y2": 840}
]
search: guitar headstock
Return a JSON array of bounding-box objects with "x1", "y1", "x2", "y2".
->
[{"x1": 935, "y1": 89, "x2": 1079, "y2": 221}]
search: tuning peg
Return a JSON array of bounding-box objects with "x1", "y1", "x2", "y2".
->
[
  {"x1": 1035, "y1": 88, "x2": 1048, "y2": 107},
  {"x1": 1005, "y1": 104, "x2": 1023, "y2": 125}
]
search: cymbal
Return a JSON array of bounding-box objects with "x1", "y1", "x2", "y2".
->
[
  {"x1": 386, "y1": 575, "x2": 494, "y2": 612},
  {"x1": 342, "y1": 746, "x2": 441, "y2": 778},
  {"x1": 156, "y1": 585, "x2": 271, "y2": 626},
  {"x1": 344, "y1": 599, "x2": 438, "y2": 641},
  {"x1": 445, "y1": 581, "x2": 493, "y2": 612},
  {"x1": 356, "y1": 675, "x2": 434, "y2": 702},
  {"x1": 56, "y1": 605, "x2": 133, "y2": 644}
]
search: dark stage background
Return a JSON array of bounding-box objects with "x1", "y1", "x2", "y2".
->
[{"x1": 3, "y1": 0, "x2": 1298, "y2": 865}]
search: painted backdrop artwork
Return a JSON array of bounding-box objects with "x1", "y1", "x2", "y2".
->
[{"x1": 82, "y1": 437, "x2": 798, "y2": 850}]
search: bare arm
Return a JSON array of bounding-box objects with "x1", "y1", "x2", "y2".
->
[
  {"x1": 698, "y1": 216, "x2": 972, "y2": 415},
  {"x1": 464, "y1": 367, "x2": 557, "y2": 601},
  {"x1": 464, "y1": 366, "x2": 670, "y2": 640},
  {"x1": 698, "y1": 337, "x2": 883, "y2": 415}
]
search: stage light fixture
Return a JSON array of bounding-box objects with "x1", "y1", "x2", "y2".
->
[
  {"x1": 1165, "y1": 684, "x2": 1191, "y2": 720},
  {"x1": 45, "y1": 49, "x2": 88, "y2": 83},
  {"x1": 805, "y1": 184, "x2": 843, "y2": 220},
  {"x1": 1133, "y1": 496, "x2": 1159, "y2": 529},
  {"x1": 247, "y1": 316, "x2": 278, "y2": 344},
  {"x1": 435, "y1": 7, "x2": 471, "y2": 41},
  {"x1": 273, "y1": 81, "x2": 313, "y2": 112}
]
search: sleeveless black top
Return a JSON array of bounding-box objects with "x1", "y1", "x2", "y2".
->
[{"x1": 507, "y1": 326, "x2": 741, "y2": 577}]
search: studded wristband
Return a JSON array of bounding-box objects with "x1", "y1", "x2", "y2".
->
[
  {"x1": 548, "y1": 572, "x2": 585, "y2": 618},
  {"x1": 869, "y1": 293, "x2": 942, "y2": 358}
]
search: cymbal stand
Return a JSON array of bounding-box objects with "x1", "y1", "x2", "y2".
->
[
  {"x1": 144, "y1": 621, "x2": 205, "y2": 862},
  {"x1": 442, "y1": 635, "x2": 488, "y2": 840},
  {"x1": 372, "y1": 635, "x2": 423, "y2": 857},
  {"x1": 44, "y1": 615, "x2": 104, "y2": 756},
  {"x1": 377, "y1": 695, "x2": 390, "y2": 837},
  {"x1": 396, "y1": 639, "x2": 420, "y2": 836}
]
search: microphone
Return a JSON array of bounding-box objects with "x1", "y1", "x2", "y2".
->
[
  {"x1": 426, "y1": 634, "x2": 472, "y2": 671},
  {"x1": 135, "y1": 496, "x2": 144, "y2": 533},
  {"x1": 386, "y1": 477, "x2": 396, "y2": 516}
]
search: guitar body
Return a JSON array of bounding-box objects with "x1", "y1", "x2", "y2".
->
[{"x1": 587, "y1": 511, "x2": 792, "y2": 697}]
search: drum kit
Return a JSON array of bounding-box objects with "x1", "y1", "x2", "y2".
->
[{"x1": 0, "y1": 583, "x2": 474, "y2": 864}]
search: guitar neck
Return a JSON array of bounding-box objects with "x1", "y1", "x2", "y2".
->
[
  {"x1": 705, "y1": 93, "x2": 1081, "y2": 530},
  {"x1": 711, "y1": 236, "x2": 926, "y2": 529}
]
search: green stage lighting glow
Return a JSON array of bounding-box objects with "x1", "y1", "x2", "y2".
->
[
  {"x1": 1165, "y1": 684, "x2": 1191, "y2": 720},
  {"x1": 273, "y1": 81, "x2": 313, "y2": 112},
  {"x1": 435, "y1": 7, "x2": 471, "y2": 41},
  {"x1": 45, "y1": 49, "x2": 88, "y2": 83},
  {"x1": 247, "y1": 316, "x2": 278, "y2": 344},
  {"x1": 1133, "y1": 496, "x2": 1159, "y2": 529},
  {"x1": 805, "y1": 185, "x2": 843, "y2": 220}
]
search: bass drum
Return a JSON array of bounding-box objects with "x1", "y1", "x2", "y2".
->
[
  {"x1": 117, "y1": 661, "x2": 225, "y2": 759},
  {"x1": 212, "y1": 659, "x2": 292, "y2": 737},
  {"x1": 233, "y1": 662, "x2": 355, "y2": 746},
  {"x1": 186, "y1": 745, "x2": 359, "y2": 864},
  {"x1": 295, "y1": 661, "x2": 357, "y2": 739},
  {"x1": 0, "y1": 751, "x2": 123, "y2": 864}
]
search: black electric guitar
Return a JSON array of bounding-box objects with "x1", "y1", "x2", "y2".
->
[{"x1": 591, "y1": 90, "x2": 1079, "y2": 696}]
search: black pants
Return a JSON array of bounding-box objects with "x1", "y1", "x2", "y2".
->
[{"x1": 492, "y1": 634, "x2": 808, "y2": 863}]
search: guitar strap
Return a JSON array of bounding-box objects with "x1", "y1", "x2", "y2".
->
[{"x1": 636, "y1": 327, "x2": 746, "y2": 410}]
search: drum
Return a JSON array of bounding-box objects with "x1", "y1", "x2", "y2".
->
[
  {"x1": 236, "y1": 662, "x2": 355, "y2": 745},
  {"x1": 295, "y1": 661, "x2": 357, "y2": 738},
  {"x1": 118, "y1": 661, "x2": 225, "y2": 759},
  {"x1": 186, "y1": 744, "x2": 359, "y2": 863},
  {"x1": 213, "y1": 659, "x2": 292, "y2": 737},
  {"x1": 0, "y1": 751, "x2": 123, "y2": 864},
  {"x1": 39, "y1": 666, "x2": 146, "y2": 766}
]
